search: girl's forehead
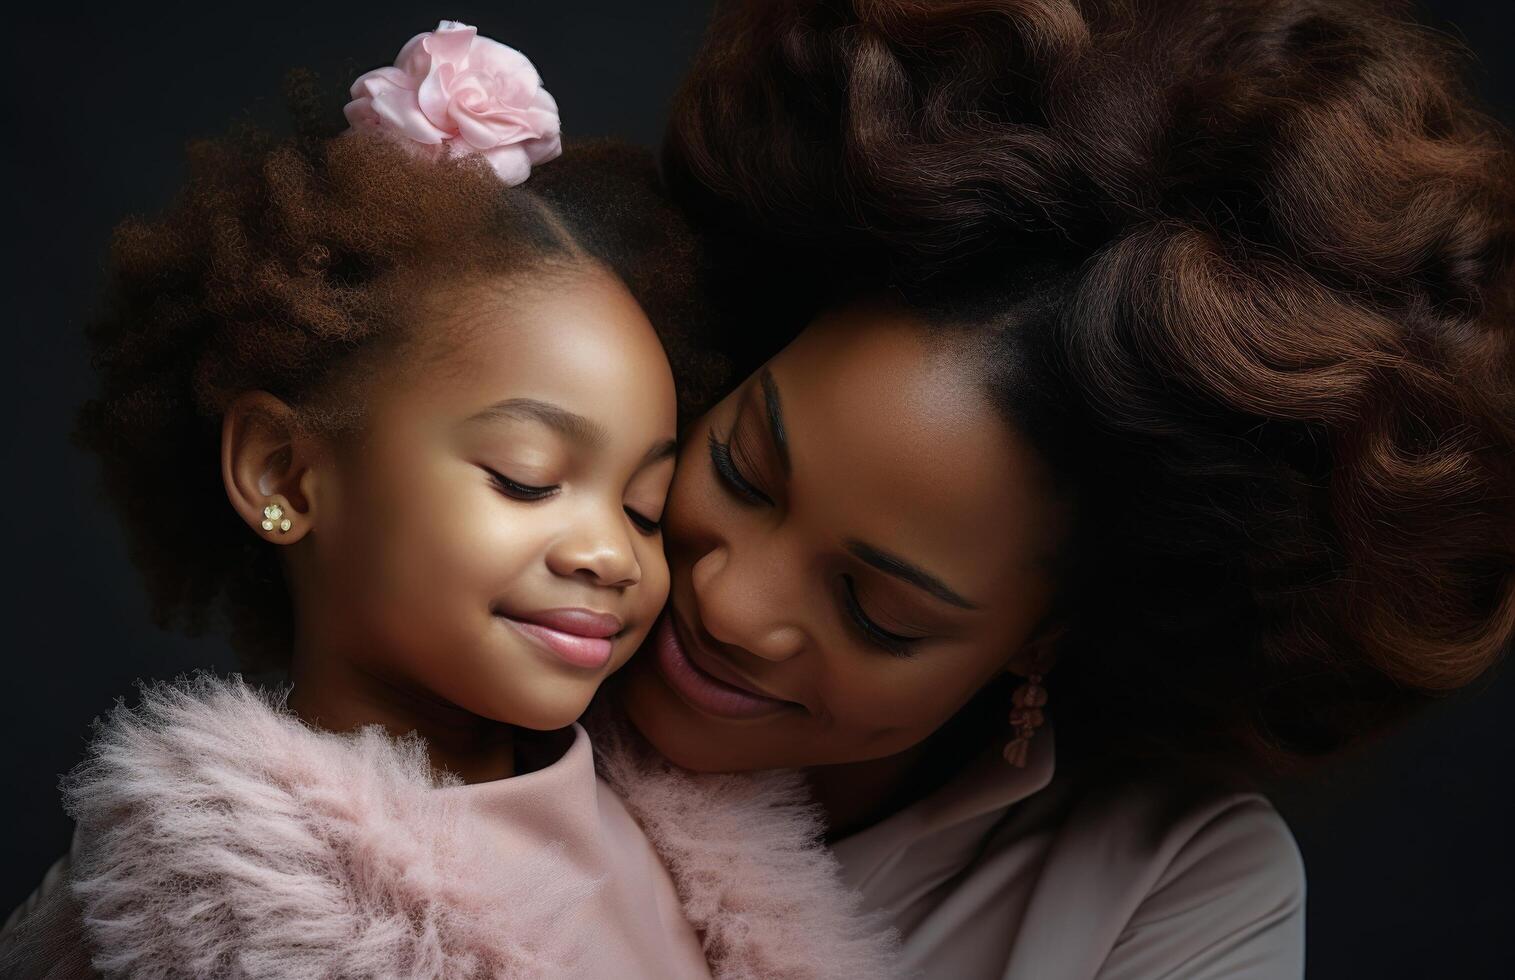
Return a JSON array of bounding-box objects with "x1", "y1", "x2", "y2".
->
[{"x1": 369, "y1": 271, "x2": 677, "y2": 443}]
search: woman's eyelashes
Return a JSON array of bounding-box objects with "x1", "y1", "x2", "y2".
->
[
  {"x1": 485, "y1": 466, "x2": 662, "y2": 536},
  {"x1": 707, "y1": 426, "x2": 774, "y2": 505},
  {"x1": 708, "y1": 421, "x2": 923, "y2": 658},
  {"x1": 841, "y1": 575, "x2": 923, "y2": 658}
]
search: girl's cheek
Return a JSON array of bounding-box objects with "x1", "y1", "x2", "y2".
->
[{"x1": 640, "y1": 543, "x2": 672, "y2": 612}]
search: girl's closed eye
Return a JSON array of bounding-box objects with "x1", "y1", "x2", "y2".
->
[
  {"x1": 625, "y1": 507, "x2": 662, "y2": 535},
  {"x1": 484, "y1": 466, "x2": 559, "y2": 501},
  {"x1": 482, "y1": 461, "x2": 666, "y2": 535}
]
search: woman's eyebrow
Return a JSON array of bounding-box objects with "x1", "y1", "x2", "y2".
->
[
  {"x1": 765, "y1": 369, "x2": 973, "y2": 608},
  {"x1": 759, "y1": 368, "x2": 791, "y2": 476},
  {"x1": 466, "y1": 397, "x2": 607, "y2": 446},
  {"x1": 844, "y1": 539, "x2": 979, "y2": 610},
  {"x1": 764, "y1": 367, "x2": 970, "y2": 607}
]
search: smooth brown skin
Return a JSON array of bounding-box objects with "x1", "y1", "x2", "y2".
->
[
  {"x1": 222, "y1": 266, "x2": 677, "y2": 783},
  {"x1": 620, "y1": 300, "x2": 1069, "y2": 834}
]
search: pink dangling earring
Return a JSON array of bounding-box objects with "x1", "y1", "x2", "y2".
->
[{"x1": 1002, "y1": 667, "x2": 1049, "y2": 767}]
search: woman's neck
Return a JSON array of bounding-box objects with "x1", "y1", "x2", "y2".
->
[
  {"x1": 805, "y1": 688, "x2": 1006, "y2": 840},
  {"x1": 804, "y1": 742, "x2": 938, "y2": 841},
  {"x1": 286, "y1": 648, "x2": 515, "y2": 784}
]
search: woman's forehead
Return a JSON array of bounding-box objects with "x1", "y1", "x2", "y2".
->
[{"x1": 764, "y1": 306, "x2": 1064, "y2": 595}]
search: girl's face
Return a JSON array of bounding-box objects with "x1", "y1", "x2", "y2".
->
[
  {"x1": 619, "y1": 302, "x2": 1069, "y2": 771},
  {"x1": 291, "y1": 268, "x2": 677, "y2": 731}
]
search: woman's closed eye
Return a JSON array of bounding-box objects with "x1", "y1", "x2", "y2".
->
[
  {"x1": 709, "y1": 420, "x2": 928, "y2": 658},
  {"x1": 841, "y1": 575, "x2": 925, "y2": 658},
  {"x1": 707, "y1": 427, "x2": 774, "y2": 505}
]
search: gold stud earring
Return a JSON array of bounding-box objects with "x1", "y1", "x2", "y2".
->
[
  {"x1": 1002, "y1": 665, "x2": 1049, "y2": 768},
  {"x1": 261, "y1": 502, "x2": 291, "y2": 534}
]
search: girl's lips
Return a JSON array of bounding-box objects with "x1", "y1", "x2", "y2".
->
[
  {"x1": 515, "y1": 607, "x2": 622, "y2": 637},
  {"x1": 501, "y1": 611, "x2": 617, "y2": 670},
  {"x1": 651, "y1": 612, "x2": 793, "y2": 719}
]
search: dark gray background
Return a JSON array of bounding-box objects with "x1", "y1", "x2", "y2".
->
[{"x1": 5, "y1": 3, "x2": 1511, "y2": 977}]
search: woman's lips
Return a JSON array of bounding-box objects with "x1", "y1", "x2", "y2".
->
[
  {"x1": 651, "y1": 612, "x2": 794, "y2": 719},
  {"x1": 500, "y1": 607, "x2": 621, "y2": 670}
]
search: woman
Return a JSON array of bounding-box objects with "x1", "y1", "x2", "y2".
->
[{"x1": 603, "y1": 0, "x2": 1515, "y2": 977}]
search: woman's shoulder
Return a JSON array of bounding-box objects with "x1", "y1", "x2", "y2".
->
[
  {"x1": 1010, "y1": 767, "x2": 1305, "y2": 979},
  {"x1": 1068, "y1": 768, "x2": 1305, "y2": 900},
  {"x1": 1042, "y1": 766, "x2": 1302, "y2": 914},
  {"x1": 1149, "y1": 786, "x2": 1305, "y2": 907}
]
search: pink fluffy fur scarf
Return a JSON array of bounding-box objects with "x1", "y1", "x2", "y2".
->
[{"x1": 41, "y1": 674, "x2": 900, "y2": 979}]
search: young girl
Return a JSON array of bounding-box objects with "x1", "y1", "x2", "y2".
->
[{"x1": 0, "y1": 22, "x2": 899, "y2": 980}]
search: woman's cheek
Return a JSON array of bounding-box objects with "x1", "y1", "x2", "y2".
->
[
  {"x1": 839, "y1": 660, "x2": 971, "y2": 740},
  {"x1": 822, "y1": 676, "x2": 942, "y2": 760}
]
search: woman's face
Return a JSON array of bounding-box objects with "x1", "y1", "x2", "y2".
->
[{"x1": 619, "y1": 301, "x2": 1069, "y2": 771}]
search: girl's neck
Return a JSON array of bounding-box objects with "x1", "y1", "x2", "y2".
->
[{"x1": 286, "y1": 649, "x2": 515, "y2": 784}]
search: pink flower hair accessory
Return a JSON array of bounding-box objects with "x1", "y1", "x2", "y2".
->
[{"x1": 343, "y1": 20, "x2": 562, "y2": 186}]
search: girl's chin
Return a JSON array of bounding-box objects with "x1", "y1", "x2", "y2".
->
[{"x1": 464, "y1": 686, "x2": 596, "y2": 734}]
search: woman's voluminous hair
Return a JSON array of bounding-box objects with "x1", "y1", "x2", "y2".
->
[
  {"x1": 665, "y1": 0, "x2": 1515, "y2": 775},
  {"x1": 78, "y1": 71, "x2": 725, "y2": 667}
]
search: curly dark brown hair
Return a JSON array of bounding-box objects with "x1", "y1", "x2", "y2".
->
[
  {"x1": 77, "y1": 71, "x2": 727, "y2": 667},
  {"x1": 665, "y1": 0, "x2": 1515, "y2": 775}
]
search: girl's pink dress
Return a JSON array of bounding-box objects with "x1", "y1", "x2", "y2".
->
[{"x1": 0, "y1": 675, "x2": 900, "y2": 979}]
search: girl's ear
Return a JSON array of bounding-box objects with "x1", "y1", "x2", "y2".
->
[{"x1": 221, "y1": 391, "x2": 322, "y2": 545}]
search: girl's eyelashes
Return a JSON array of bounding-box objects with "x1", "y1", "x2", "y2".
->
[
  {"x1": 625, "y1": 508, "x2": 661, "y2": 535},
  {"x1": 485, "y1": 467, "x2": 558, "y2": 501},
  {"x1": 707, "y1": 427, "x2": 774, "y2": 506},
  {"x1": 841, "y1": 574, "x2": 924, "y2": 658},
  {"x1": 486, "y1": 466, "x2": 661, "y2": 536}
]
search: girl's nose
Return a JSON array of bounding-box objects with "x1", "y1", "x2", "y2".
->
[{"x1": 546, "y1": 508, "x2": 642, "y2": 588}]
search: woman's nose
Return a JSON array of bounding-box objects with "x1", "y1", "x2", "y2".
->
[{"x1": 688, "y1": 542, "x2": 805, "y2": 662}]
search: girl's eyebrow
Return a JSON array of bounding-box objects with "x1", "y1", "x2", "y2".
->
[
  {"x1": 467, "y1": 398, "x2": 674, "y2": 470},
  {"x1": 642, "y1": 439, "x2": 678, "y2": 468},
  {"x1": 467, "y1": 397, "x2": 607, "y2": 447}
]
